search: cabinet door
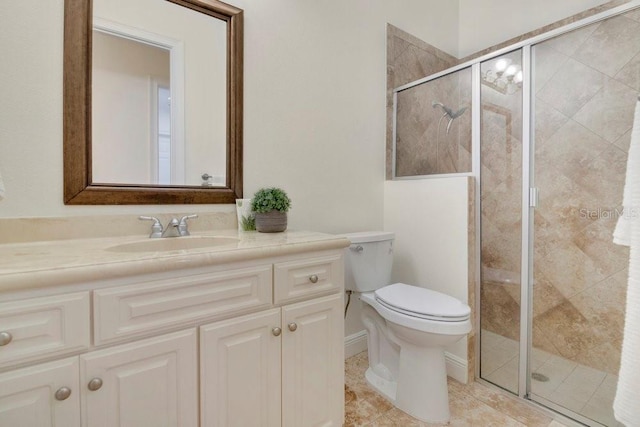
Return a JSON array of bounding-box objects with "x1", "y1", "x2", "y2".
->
[
  {"x1": 282, "y1": 293, "x2": 344, "y2": 427},
  {"x1": 80, "y1": 329, "x2": 197, "y2": 427},
  {"x1": 200, "y1": 308, "x2": 281, "y2": 427},
  {"x1": 0, "y1": 356, "x2": 80, "y2": 427}
]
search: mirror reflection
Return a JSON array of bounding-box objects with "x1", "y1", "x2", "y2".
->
[{"x1": 92, "y1": 0, "x2": 227, "y2": 187}]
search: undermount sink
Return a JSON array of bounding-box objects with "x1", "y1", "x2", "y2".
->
[{"x1": 107, "y1": 236, "x2": 239, "y2": 253}]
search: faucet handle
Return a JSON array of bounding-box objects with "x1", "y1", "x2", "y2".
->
[
  {"x1": 139, "y1": 216, "x2": 163, "y2": 238},
  {"x1": 178, "y1": 214, "x2": 198, "y2": 236}
]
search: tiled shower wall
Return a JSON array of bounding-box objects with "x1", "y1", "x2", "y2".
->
[
  {"x1": 395, "y1": 69, "x2": 472, "y2": 176},
  {"x1": 385, "y1": 24, "x2": 457, "y2": 179}
]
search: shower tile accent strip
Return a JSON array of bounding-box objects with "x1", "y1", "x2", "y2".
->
[{"x1": 467, "y1": 176, "x2": 477, "y2": 383}]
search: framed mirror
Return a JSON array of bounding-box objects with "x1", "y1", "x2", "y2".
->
[{"x1": 63, "y1": 0, "x2": 243, "y2": 204}]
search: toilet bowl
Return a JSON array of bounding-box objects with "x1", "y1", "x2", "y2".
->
[{"x1": 344, "y1": 232, "x2": 471, "y2": 423}]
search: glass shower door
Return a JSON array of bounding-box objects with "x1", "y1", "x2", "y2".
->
[
  {"x1": 479, "y1": 49, "x2": 524, "y2": 395},
  {"x1": 530, "y1": 12, "x2": 635, "y2": 424}
]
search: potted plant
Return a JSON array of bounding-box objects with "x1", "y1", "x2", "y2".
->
[{"x1": 251, "y1": 187, "x2": 292, "y2": 232}]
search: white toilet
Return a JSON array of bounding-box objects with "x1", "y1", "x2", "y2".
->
[{"x1": 344, "y1": 231, "x2": 471, "y2": 423}]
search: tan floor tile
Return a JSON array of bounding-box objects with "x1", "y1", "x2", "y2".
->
[
  {"x1": 346, "y1": 352, "x2": 558, "y2": 427},
  {"x1": 464, "y1": 382, "x2": 553, "y2": 427},
  {"x1": 449, "y1": 390, "x2": 527, "y2": 426},
  {"x1": 346, "y1": 350, "x2": 620, "y2": 426}
]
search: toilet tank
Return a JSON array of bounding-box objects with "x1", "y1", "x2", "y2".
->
[{"x1": 343, "y1": 231, "x2": 394, "y2": 292}]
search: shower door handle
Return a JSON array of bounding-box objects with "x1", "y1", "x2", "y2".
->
[{"x1": 529, "y1": 188, "x2": 539, "y2": 208}]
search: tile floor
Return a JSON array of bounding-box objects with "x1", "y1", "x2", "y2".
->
[
  {"x1": 345, "y1": 351, "x2": 568, "y2": 427},
  {"x1": 480, "y1": 330, "x2": 622, "y2": 427}
]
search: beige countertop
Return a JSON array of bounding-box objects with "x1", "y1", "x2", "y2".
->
[{"x1": 0, "y1": 230, "x2": 350, "y2": 294}]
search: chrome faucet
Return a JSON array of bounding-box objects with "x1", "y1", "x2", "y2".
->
[
  {"x1": 139, "y1": 214, "x2": 198, "y2": 238},
  {"x1": 177, "y1": 214, "x2": 198, "y2": 236},
  {"x1": 161, "y1": 218, "x2": 181, "y2": 238},
  {"x1": 138, "y1": 216, "x2": 163, "y2": 238}
]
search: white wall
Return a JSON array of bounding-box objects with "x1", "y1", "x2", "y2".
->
[
  {"x1": 0, "y1": 0, "x2": 458, "y2": 230},
  {"x1": 457, "y1": 0, "x2": 611, "y2": 57},
  {"x1": 233, "y1": 0, "x2": 459, "y2": 234}
]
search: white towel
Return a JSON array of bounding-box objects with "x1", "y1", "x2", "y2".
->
[{"x1": 613, "y1": 99, "x2": 640, "y2": 426}]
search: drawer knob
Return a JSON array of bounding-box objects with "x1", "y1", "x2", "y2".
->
[
  {"x1": 88, "y1": 378, "x2": 103, "y2": 391},
  {"x1": 54, "y1": 387, "x2": 72, "y2": 401},
  {"x1": 272, "y1": 327, "x2": 282, "y2": 337},
  {"x1": 0, "y1": 331, "x2": 12, "y2": 346},
  {"x1": 287, "y1": 322, "x2": 298, "y2": 332},
  {"x1": 309, "y1": 275, "x2": 319, "y2": 284}
]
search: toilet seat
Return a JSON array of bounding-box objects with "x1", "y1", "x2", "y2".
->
[
  {"x1": 375, "y1": 283, "x2": 470, "y2": 322},
  {"x1": 360, "y1": 291, "x2": 471, "y2": 335}
]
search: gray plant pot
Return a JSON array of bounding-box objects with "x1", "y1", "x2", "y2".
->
[{"x1": 255, "y1": 210, "x2": 287, "y2": 233}]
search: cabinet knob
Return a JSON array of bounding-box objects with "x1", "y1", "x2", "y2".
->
[
  {"x1": 287, "y1": 322, "x2": 298, "y2": 332},
  {"x1": 54, "y1": 387, "x2": 72, "y2": 401},
  {"x1": 87, "y1": 378, "x2": 103, "y2": 391},
  {"x1": 309, "y1": 275, "x2": 319, "y2": 284},
  {"x1": 272, "y1": 327, "x2": 282, "y2": 336},
  {"x1": 0, "y1": 331, "x2": 12, "y2": 346}
]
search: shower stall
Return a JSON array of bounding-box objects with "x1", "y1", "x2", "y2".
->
[{"x1": 392, "y1": 3, "x2": 639, "y2": 426}]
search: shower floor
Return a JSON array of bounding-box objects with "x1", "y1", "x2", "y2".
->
[{"x1": 481, "y1": 329, "x2": 623, "y2": 427}]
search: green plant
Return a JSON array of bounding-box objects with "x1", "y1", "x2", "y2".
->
[
  {"x1": 251, "y1": 187, "x2": 292, "y2": 213},
  {"x1": 240, "y1": 214, "x2": 256, "y2": 231}
]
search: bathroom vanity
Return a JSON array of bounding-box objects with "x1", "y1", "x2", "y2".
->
[{"x1": 0, "y1": 230, "x2": 349, "y2": 427}]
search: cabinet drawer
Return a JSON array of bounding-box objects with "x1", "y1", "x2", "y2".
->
[
  {"x1": 94, "y1": 265, "x2": 272, "y2": 345},
  {"x1": 274, "y1": 254, "x2": 343, "y2": 305},
  {"x1": 0, "y1": 293, "x2": 90, "y2": 370}
]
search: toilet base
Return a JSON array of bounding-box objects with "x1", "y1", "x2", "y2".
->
[
  {"x1": 396, "y1": 343, "x2": 450, "y2": 423},
  {"x1": 363, "y1": 347, "x2": 451, "y2": 423},
  {"x1": 365, "y1": 346, "x2": 451, "y2": 423},
  {"x1": 364, "y1": 366, "x2": 397, "y2": 403}
]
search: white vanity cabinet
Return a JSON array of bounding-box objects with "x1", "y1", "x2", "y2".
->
[
  {"x1": 0, "y1": 240, "x2": 347, "y2": 427},
  {"x1": 200, "y1": 293, "x2": 343, "y2": 427}
]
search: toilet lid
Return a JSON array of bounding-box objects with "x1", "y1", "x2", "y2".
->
[{"x1": 374, "y1": 283, "x2": 470, "y2": 322}]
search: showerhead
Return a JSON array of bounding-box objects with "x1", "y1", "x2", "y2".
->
[
  {"x1": 432, "y1": 101, "x2": 454, "y2": 117},
  {"x1": 432, "y1": 101, "x2": 467, "y2": 134},
  {"x1": 432, "y1": 101, "x2": 466, "y2": 119},
  {"x1": 449, "y1": 106, "x2": 467, "y2": 119}
]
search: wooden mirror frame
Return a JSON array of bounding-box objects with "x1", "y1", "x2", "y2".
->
[{"x1": 63, "y1": 0, "x2": 243, "y2": 204}]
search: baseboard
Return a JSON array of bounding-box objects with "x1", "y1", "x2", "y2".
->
[
  {"x1": 344, "y1": 331, "x2": 469, "y2": 384},
  {"x1": 445, "y1": 351, "x2": 468, "y2": 384},
  {"x1": 344, "y1": 330, "x2": 368, "y2": 358}
]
